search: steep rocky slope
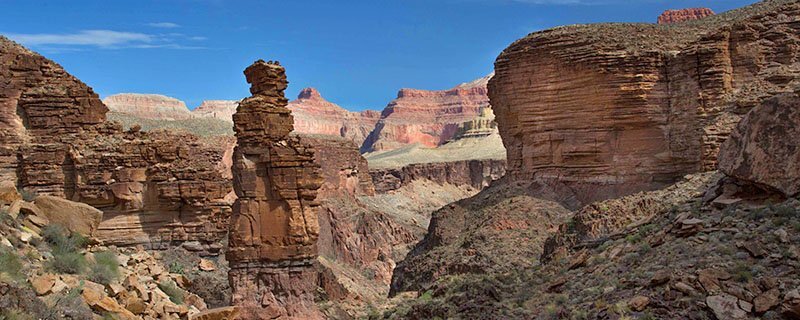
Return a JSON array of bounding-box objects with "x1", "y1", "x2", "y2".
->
[
  {"x1": 489, "y1": 0, "x2": 800, "y2": 205},
  {"x1": 103, "y1": 94, "x2": 192, "y2": 121},
  {"x1": 389, "y1": 0, "x2": 800, "y2": 317},
  {"x1": 361, "y1": 75, "x2": 492, "y2": 153},
  {"x1": 288, "y1": 88, "x2": 381, "y2": 146}
]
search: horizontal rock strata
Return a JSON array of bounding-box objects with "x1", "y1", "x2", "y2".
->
[
  {"x1": 369, "y1": 159, "x2": 506, "y2": 193},
  {"x1": 103, "y1": 93, "x2": 192, "y2": 120}
]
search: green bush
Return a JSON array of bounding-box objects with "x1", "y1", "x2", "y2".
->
[
  {"x1": 0, "y1": 308, "x2": 35, "y2": 320},
  {"x1": 158, "y1": 280, "x2": 185, "y2": 305},
  {"x1": 43, "y1": 225, "x2": 88, "y2": 274},
  {"x1": 0, "y1": 248, "x2": 23, "y2": 280},
  {"x1": 88, "y1": 251, "x2": 119, "y2": 285}
]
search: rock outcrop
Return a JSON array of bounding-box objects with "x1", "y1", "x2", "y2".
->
[
  {"x1": 103, "y1": 93, "x2": 192, "y2": 121},
  {"x1": 191, "y1": 100, "x2": 239, "y2": 122},
  {"x1": 370, "y1": 159, "x2": 506, "y2": 193},
  {"x1": 657, "y1": 8, "x2": 715, "y2": 24},
  {"x1": 288, "y1": 88, "x2": 380, "y2": 146},
  {"x1": 718, "y1": 89, "x2": 800, "y2": 197},
  {"x1": 361, "y1": 75, "x2": 492, "y2": 153},
  {"x1": 488, "y1": 0, "x2": 800, "y2": 205},
  {"x1": 0, "y1": 36, "x2": 232, "y2": 253},
  {"x1": 227, "y1": 60, "x2": 324, "y2": 319}
]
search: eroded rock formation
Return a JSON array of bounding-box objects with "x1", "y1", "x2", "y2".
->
[
  {"x1": 227, "y1": 60, "x2": 324, "y2": 319},
  {"x1": 657, "y1": 8, "x2": 715, "y2": 24},
  {"x1": 103, "y1": 93, "x2": 192, "y2": 120},
  {"x1": 0, "y1": 36, "x2": 232, "y2": 252},
  {"x1": 361, "y1": 75, "x2": 492, "y2": 153},
  {"x1": 489, "y1": 0, "x2": 800, "y2": 204},
  {"x1": 718, "y1": 89, "x2": 800, "y2": 197}
]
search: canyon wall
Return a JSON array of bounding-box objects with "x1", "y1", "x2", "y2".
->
[
  {"x1": 288, "y1": 88, "x2": 381, "y2": 146},
  {"x1": 0, "y1": 36, "x2": 232, "y2": 252},
  {"x1": 488, "y1": 0, "x2": 800, "y2": 205},
  {"x1": 227, "y1": 60, "x2": 324, "y2": 319},
  {"x1": 370, "y1": 159, "x2": 506, "y2": 193},
  {"x1": 360, "y1": 74, "x2": 492, "y2": 153},
  {"x1": 657, "y1": 8, "x2": 715, "y2": 24},
  {"x1": 103, "y1": 93, "x2": 192, "y2": 120}
]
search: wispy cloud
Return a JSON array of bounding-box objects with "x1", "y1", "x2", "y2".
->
[
  {"x1": 147, "y1": 22, "x2": 181, "y2": 28},
  {"x1": 5, "y1": 29, "x2": 208, "y2": 51},
  {"x1": 6, "y1": 30, "x2": 153, "y2": 47}
]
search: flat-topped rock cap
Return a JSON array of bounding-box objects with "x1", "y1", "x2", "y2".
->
[{"x1": 244, "y1": 59, "x2": 287, "y2": 96}]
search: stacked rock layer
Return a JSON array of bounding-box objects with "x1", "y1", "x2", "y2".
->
[
  {"x1": 489, "y1": 0, "x2": 800, "y2": 204},
  {"x1": 227, "y1": 60, "x2": 324, "y2": 319}
]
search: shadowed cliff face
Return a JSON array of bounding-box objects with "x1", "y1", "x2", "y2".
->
[{"x1": 489, "y1": 0, "x2": 800, "y2": 205}]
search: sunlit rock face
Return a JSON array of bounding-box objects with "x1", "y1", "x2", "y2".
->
[
  {"x1": 360, "y1": 74, "x2": 493, "y2": 153},
  {"x1": 657, "y1": 8, "x2": 715, "y2": 24},
  {"x1": 192, "y1": 99, "x2": 239, "y2": 122},
  {"x1": 227, "y1": 60, "x2": 325, "y2": 320},
  {"x1": 288, "y1": 87, "x2": 380, "y2": 146},
  {"x1": 103, "y1": 93, "x2": 192, "y2": 120}
]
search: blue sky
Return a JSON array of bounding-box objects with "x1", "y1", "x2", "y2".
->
[{"x1": 2, "y1": 0, "x2": 756, "y2": 111}]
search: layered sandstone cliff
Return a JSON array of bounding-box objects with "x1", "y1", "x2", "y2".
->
[
  {"x1": 288, "y1": 88, "x2": 380, "y2": 146},
  {"x1": 360, "y1": 75, "x2": 492, "y2": 153},
  {"x1": 488, "y1": 0, "x2": 800, "y2": 205},
  {"x1": 227, "y1": 60, "x2": 324, "y2": 319},
  {"x1": 191, "y1": 100, "x2": 239, "y2": 122},
  {"x1": 0, "y1": 36, "x2": 232, "y2": 252},
  {"x1": 103, "y1": 93, "x2": 192, "y2": 120},
  {"x1": 657, "y1": 8, "x2": 715, "y2": 24},
  {"x1": 370, "y1": 159, "x2": 506, "y2": 193}
]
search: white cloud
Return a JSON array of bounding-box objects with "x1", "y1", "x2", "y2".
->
[
  {"x1": 5, "y1": 29, "x2": 207, "y2": 50},
  {"x1": 147, "y1": 22, "x2": 181, "y2": 28},
  {"x1": 6, "y1": 30, "x2": 153, "y2": 47}
]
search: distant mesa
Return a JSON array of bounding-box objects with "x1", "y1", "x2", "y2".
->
[
  {"x1": 657, "y1": 8, "x2": 715, "y2": 24},
  {"x1": 103, "y1": 93, "x2": 192, "y2": 120}
]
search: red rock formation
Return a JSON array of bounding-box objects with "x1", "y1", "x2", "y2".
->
[
  {"x1": 361, "y1": 75, "x2": 492, "y2": 153},
  {"x1": 489, "y1": 0, "x2": 800, "y2": 204},
  {"x1": 369, "y1": 159, "x2": 506, "y2": 193},
  {"x1": 103, "y1": 93, "x2": 192, "y2": 120},
  {"x1": 304, "y1": 136, "x2": 375, "y2": 197},
  {"x1": 657, "y1": 8, "x2": 715, "y2": 24},
  {"x1": 0, "y1": 36, "x2": 232, "y2": 253},
  {"x1": 191, "y1": 100, "x2": 239, "y2": 122},
  {"x1": 288, "y1": 88, "x2": 380, "y2": 146},
  {"x1": 227, "y1": 60, "x2": 324, "y2": 319},
  {"x1": 719, "y1": 90, "x2": 800, "y2": 197}
]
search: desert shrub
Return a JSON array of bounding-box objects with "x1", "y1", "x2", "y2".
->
[
  {"x1": 190, "y1": 272, "x2": 230, "y2": 309},
  {"x1": 43, "y1": 225, "x2": 88, "y2": 274},
  {"x1": 0, "y1": 248, "x2": 23, "y2": 280},
  {"x1": 0, "y1": 309, "x2": 35, "y2": 320},
  {"x1": 18, "y1": 189, "x2": 37, "y2": 202},
  {"x1": 158, "y1": 280, "x2": 184, "y2": 304},
  {"x1": 732, "y1": 262, "x2": 753, "y2": 283},
  {"x1": 88, "y1": 251, "x2": 119, "y2": 285},
  {"x1": 43, "y1": 287, "x2": 94, "y2": 320}
]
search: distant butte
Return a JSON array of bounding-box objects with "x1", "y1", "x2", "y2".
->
[{"x1": 657, "y1": 8, "x2": 715, "y2": 24}]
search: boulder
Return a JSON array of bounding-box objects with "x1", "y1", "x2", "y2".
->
[
  {"x1": 707, "y1": 295, "x2": 747, "y2": 319},
  {"x1": 189, "y1": 306, "x2": 240, "y2": 320},
  {"x1": 719, "y1": 91, "x2": 800, "y2": 197},
  {"x1": 33, "y1": 196, "x2": 102, "y2": 236}
]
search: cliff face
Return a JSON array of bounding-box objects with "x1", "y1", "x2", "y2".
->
[
  {"x1": 488, "y1": 0, "x2": 800, "y2": 205},
  {"x1": 657, "y1": 8, "x2": 715, "y2": 24},
  {"x1": 0, "y1": 36, "x2": 232, "y2": 252},
  {"x1": 360, "y1": 75, "x2": 492, "y2": 153},
  {"x1": 103, "y1": 93, "x2": 192, "y2": 120},
  {"x1": 288, "y1": 88, "x2": 380, "y2": 146},
  {"x1": 191, "y1": 100, "x2": 239, "y2": 122},
  {"x1": 227, "y1": 60, "x2": 324, "y2": 319}
]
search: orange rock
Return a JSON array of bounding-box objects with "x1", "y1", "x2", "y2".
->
[{"x1": 189, "y1": 306, "x2": 240, "y2": 320}]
